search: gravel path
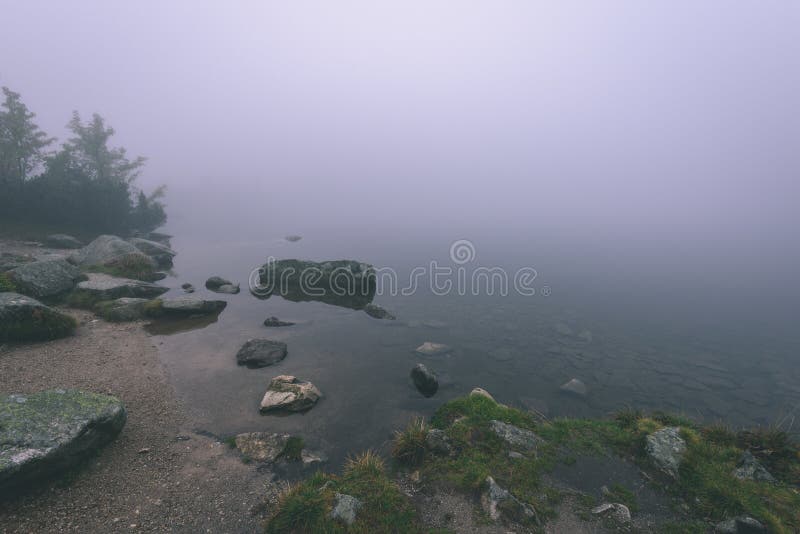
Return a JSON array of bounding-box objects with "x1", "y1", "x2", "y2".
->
[{"x1": 0, "y1": 310, "x2": 280, "y2": 533}]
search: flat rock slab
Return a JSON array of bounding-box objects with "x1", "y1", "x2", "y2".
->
[
  {"x1": 234, "y1": 432, "x2": 290, "y2": 463},
  {"x1": 95, "y1": 297, "x2": 150, "y2": 322},
  {"x1": 0, "y1": 389, "x2": 126, "y2": 494},
  {"x1": 0, "y1": 292, "x2": 76, "y2": 342},
  {"x1": 260, "y1": 375, "x2": 321, "y2": 413},
  {"x1": 76, "y1": 273, "x2": 169, "y2": 300},
  {"x1": 7, "y1": 259, "x2": 83, "y2": 298},
  {"x1": 489, "y1": 420, "x2": 542, "y2": 452},
  {"x1": 236, "y1": 339, "x2": 288, "y2": 368},
  {"x1": 159, "y1": 297, "x2": 227, "y2": 316}
]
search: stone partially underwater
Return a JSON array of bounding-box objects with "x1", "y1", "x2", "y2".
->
[
  {"x1": 0, "y1": 389, "x2": 126, "y2": 497},
  {"x1": 252, "y1": 259, "x2": 376, "y2": 310}
]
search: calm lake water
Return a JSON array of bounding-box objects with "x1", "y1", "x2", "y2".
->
[{"x1": 151, "y1": 227, "x2": 800, "y2": 469}]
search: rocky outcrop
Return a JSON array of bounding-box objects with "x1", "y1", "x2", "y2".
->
[
  {"x1": 70, "y1": 235, "x2": 155, "y2": 269},
  {"x1": 158, "y1": 297, "x2": 227, "y2": 316},
  {"x1": 252, "y1": 259, "x2": 376, "y2": 310},
  {"x1": 0, "y1": 293, "x2": 76, "y2": 341},
  {"x1": 95, "y1": 298, "x2": 150, "y2": 322},
  {"x1": 236, "y1": 339, "x2": 288, "y2": 368},
  {"x1": 75, "y1": 273, "x2": 169, "y2": 300},
  {"x1": 410, "y1": 364, "x2": 438, "y2": 397},
  {"x1": 489, "y1": 420, "x2": 541, "y2": 452},
  {"x1": 414, "y1": 342, "x2": 452, "y2": 356},
  {"x1": 44, "y1": 234, "x2": 82, "y2": 249},
  {"x1": 260, "y1": 375, "x2": 321, "y2": 413},
  {"x1": 263, "y1": 316, "x2": 295, "y2": 327},
  {"x1": 7, "y1": 259, "x2": 84, "y2": 298},
  {"x1": 128, "y1": 238, "x2": 176, "y2": 267},
  {"x1": 481, "y1": 476, "x2": 538, "y2": 524},
  {"x1": 0, "y1": 389, "x2": 126, "y2": 494},
  {"x1": 646, "y1": 427, "x2": 686, "y2": 478},
  {"x1": 330, "y1": 493, "x2": 363, "y2": 525},
  {"x1": 364, "y1": 303, "x2": 395, "y2": 320},
  {"x1": 559, "y1": 378, "x2": 588, "y2": 398},
  {"x1": 234, "y1": 432, "x2": 290, "y2": 463},
  {"x1": 732, "y1": 451, "x2": 776, "y2": 483}
]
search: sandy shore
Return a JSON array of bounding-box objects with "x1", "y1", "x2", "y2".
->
[{"x1": 0, "y1": 309, "x2": 280, "y2": 533}]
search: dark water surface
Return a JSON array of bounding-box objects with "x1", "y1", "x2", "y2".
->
[{"x1": 151, "y1": 229, "x2": 800, "y2": 469}]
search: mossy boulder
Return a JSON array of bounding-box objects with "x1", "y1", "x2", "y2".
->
[
  {"x1": 94, "y1": 298, "x2": 150, "y2": 322},
  {"x1": 0, "y1": 389, "x2": 126, "y2": 496},
  {"x1": 0, "y1": 292, "x2": 77, "y2": 342}
]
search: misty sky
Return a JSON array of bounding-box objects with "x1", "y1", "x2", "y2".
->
[{"x1": 1, "y1": 2, "x2": 797, "y2": 266}]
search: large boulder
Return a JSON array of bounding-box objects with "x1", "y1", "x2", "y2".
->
[
  {"x1": 70, "y1": 235, "x2": 155, "y2": 269},
  {"x1": 0, "y1": 293, "x2": 76, "y2": 342},
  {"x1": 7, "y1": 259, "x2": 84, "y2": 298},
  {"x1": 44, "y1": 234, "x2": 82, "y2": 249},
  {"x1": 157, "y1": 297, "x2": 227, "y2": 316},
  {"x1": 75, "y1": 273, "x2": 169, "y2": 300},
  {"x1": 260, "y1": 375, "x2": 321, "y2": 413},
  {"x1": 128, "y1": 238, "x2": 176, "y2": 267},
  {"x1": 0, "y1": 389, "x2": 126, "y2": 494},
  {"x1": 94, "y1": 297, "x2": 150, "y2": 322},
  {"x1": 236, "y1": 339, "x2": 288, "y2": 368},
  {"x1": 252, "y1": 259, "x2": 376, "y2": 310},
  {"x1": 646, "y1": 427, "x2": 686, "y2": 478}
]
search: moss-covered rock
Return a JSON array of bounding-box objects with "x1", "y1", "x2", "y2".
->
[
  {"x1": 0, "y1": 389, "x2": 126, "y2": 496},
  {"x1": 0, "y1": 292, "x2": 77, "y2": 342},
  {"x1": 7, "y1": 258, "x2": 84, "y2": 299}
]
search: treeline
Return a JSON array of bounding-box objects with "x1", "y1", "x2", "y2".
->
[{"x1": 0, "y1": 87, "x2": 166, "y2": 234}]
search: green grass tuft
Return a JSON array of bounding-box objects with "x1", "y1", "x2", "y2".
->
[
  {"x1": 392, "y1": 417, "x2": 428, "y2": 467},
  {"x1": 281, "y1": 436, "x2": 305, "y2": 461},
  {"x1": 0, "y1": 272, "x2": 17, "y2": 292}
]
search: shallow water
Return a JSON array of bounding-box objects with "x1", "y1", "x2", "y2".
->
[{"x1": 152, "y1": 229, "x2": 800, "y2": 469}]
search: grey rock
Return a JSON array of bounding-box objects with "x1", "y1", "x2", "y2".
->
[
  {"x1": 128, "y1": 237, "x2": 176, "y2": 267},
  {"x1": 236, "y1": 339, "x2": 288, "y2": 368},
  {"x1": 591, "y1": 502, "x2": 632, "y2": 525},
  {"x1": 234, "y1": 432, "x2": 289, "y2": 463},
  {"x1": 159, "y1": 297, "x2": 227, "y2": 316},
  {"x1": 205, "y1": 276, "x2": 235, "y2": 290},
  {"x1": 285, "y1": 235, "x2": 302, "y2": 242},
  {"x1": 95, "y1": 298, "x2": 150, "y2": 322},
  {"x1": 301, "y1": 450, "x2": 327, "y2": 466},
  {"x1": 732, "y1": 451, "x2": 776, "y2": 483},
  {"x1": 364, "y1": 303, "x2": 395, "y2": 320},
  {"x1": 410, "y1": 363, "x2": 439, "y2": 397},
  {"x1": 0, "y1": 252, "x2": 35, "y2": 272},
  {"x1": 0, "y1": 292, "x2": 76, "y2": 342},
  {"x1": 263, "y1": 316, "x2": 295, "y2": 327},
  {"x1": 646, "y1": 427, "x2": 686, "y2": 478},
  {"x1": 181, "y1": 283, "x2": 195, "y2": 293},
  {"x1": 70, "y1": 235, "x2": 156, "y2": 269},
  {"x1": 260, "y1": 375, "x2": 322, "y2": 413},
  {"x1": 470, "y1": 387, "x2": 497, "y2": 402},
  {"x1": 489, "y1": 420, "x2": 541, "y2": 452},
  {"x1": 214, "y1": 283, "x2": 240, "y2": 294},
  {"x1": 44, "y1": 234, "x2": 82, "y2": 249},
  {"x1": 0, "y1": 389, "x2": 126, "y2": 493},
  {"x1": 425, "y1": 429, "x2": 452, "y2": 455},
  {"x1": 330, "y1": 493, "x2": 363, "y2": 525},
  {"x1": 481, "y1": 476, "x2": 538, "y2": 524},
  {"x1": 7, "y1": 259, "x2": 83, "y2": 298},
  {"x1": 715, "y1": 516, "x2": 766, "y2": 533},
  {"x1": 414, "y1": 342, "x2": 452, "y2": 356},
  {"x1": 75, "y1": 273, "x2": 169, "y2": 300},
  {"x1": 559, "y1": 378, "x2": 588, "y2": 398},
  {"x1": 508, "y1": 451, "x2": 525, "y2": 460}
]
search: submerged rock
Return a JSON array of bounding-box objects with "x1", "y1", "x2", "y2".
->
[
  {"x1": 75, "y1": 273, "x2": 169, "y2": 300},
  {"x1": 481, "y1": 476, "x2": 538, "y2": 524},
  {"x1": 0, "y1": 389, "x2": 126, "y2": 493},
  {"x1": 236, "y1": 339, "x2": 288, "y2": 368},
  {"x1": 128, "y1": 237, "x2": 176, "y2": 267},
  {"x1": 285, "y1": 235, "x2": 302, "y2": 243},
  {"x1": 234, "y1": 432, "x2": 290, "y2": 463},
  {"x1": 263, "y1": 316, "x2": 295, "y2": 327},
  {"x1": 414, "y1": 342, "x2": 452, "y2": 356},
  {"x1": 70, "y1": 235, "x2": 155, "y2": 269},
  {"x1": 7, "y1": 259, "x2": 83, "y2": 298},
  {"x1": 0, "y1": 292, "x2": 76, "y2": 342},
  {"x1": 330, "y1": 493, "x2": 363, "y2": 525},
  {"x1": 260, "y1": 375, "x2": 321, "y2": 413},
  {"x1": 253, "y1": 259, "x2": 376, "y2": 310},
  {"x1": 559, "y1": 378, "x2": 588, "y2": 398},
  {"x1": 44, "y1": 234, "x2": 82, "y2": 249},
  {"x1": 646, "y1": 426, "x2": 686, "y2": 478},
  {"x1": 363, "y1": 303, "x2": 395, "y2": 320},
  {"x1": 732, "y1": 450, "x2": 776, "y2": 483},
  {"x1": 410, "y1": 363, "x2": 438, "y2": 397},
  {"x1": 94, "y1": 297, "x2": 150, "y2": 322},
  {"x1": 489, "y1": 420, "x2": 541, "y2": 452}
]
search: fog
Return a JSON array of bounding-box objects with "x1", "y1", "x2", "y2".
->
[{"x1": 2, "y1": 1, "x2": 798, "y2": 287}]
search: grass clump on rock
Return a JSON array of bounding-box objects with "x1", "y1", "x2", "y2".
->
[{"x1": 85, "y1": 254, "x2": 158, "y2": 282}]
